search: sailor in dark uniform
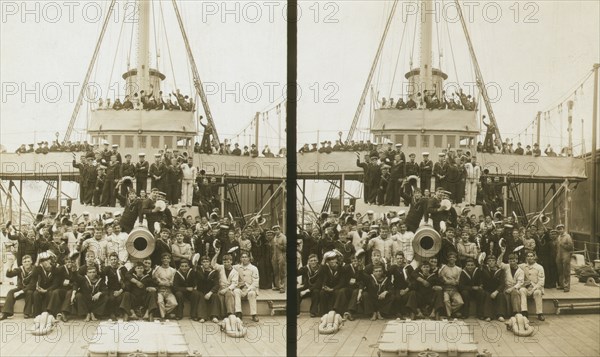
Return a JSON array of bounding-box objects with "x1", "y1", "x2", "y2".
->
[
  {"x1": 119, "y1": 154, "x2": 136, "y2": 206},
  {"x1": 135, "y1": 153, "x2": 149, "y2": 195},
  {"x1": 102, "y1": 253, "x2": 128, "y2": 319},
  {"x1": 419, "y1": 152, "x2": 433, "y2": 193},
  {"x1": 356, "y1": 154, "x2": 373, "y2": 204},
  {"x1": 94, "y1": 166, "x2": 106, "y2": 206},
  {"x1": 101, "y1": 155, "x2": 121, "y2": 207},
  {"x1": 445, "y1": 161, "x2": 461, "y2": 203},
  {"x1": 149, "y1": 154, "x2": 164, "y2": 190},
  {"x1": 385, "y1": 154, "x2": 404, "y2": 205},
  {"x1": 433, "y1": 153, "x2": 447, "y2": 190},
  {"x1": 29, "y1": 254, "x2": 56, "y2": 317},
  {"x1": 231, "y1": 143, "x2": 242, "y2": 156},
  {"x1": 101, "y1": 142, "x2": 112, "y2": 163},
  {"x1": 119, "y1": 190, "x2": 141, "y2": 233},
  {"x1": 122, "y1": 95, "x2": 134, "y2": 110},
  {"x1": 405, "y1": 153, "x2": 420, "y2": 177},
  {"x1": 406, "y1": 95, "x2": 417, "y2": 109},
  {"x1": 0, "y1": 255, "x2": 35, "y2": 319},
  {"x1": 73, "y1": 154, "x2": 89, "y2": 204}
]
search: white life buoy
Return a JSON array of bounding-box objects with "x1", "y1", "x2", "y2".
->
[
  {"x1": 220, "y1": 314, "x2": 247, "y2": 338},
  {"x1": 318, "y1": 310, "x2": 344, "y2": 335},
  {"x1": 506, "y1": 313, "x2": 534, "y2": 337},
  {"x1": 30, "y1": 312, "x2": 57, "y2": 336}
]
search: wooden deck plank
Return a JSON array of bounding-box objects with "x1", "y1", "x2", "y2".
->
[
  {"x1": 298, "y1": 317, "x2": 327, "y2": 356},
  {"x1": 334, "y1": 319, "x2": 374, "y2": 357},
  {"x1": 235, "y1": 318, "x2": 282, "y2": 357},
  {"x1": 0, "y1": 318, "x2": 29, "y2": 347},
  {"x1": 545, "y1": 315, "x2": 598, "y2": 356},
  {"x1": 180, "y1": 319, "x2": 213, "y2": 357},
  {"x1": 350, "y1": 319, "x2": 383, "y2": 357}
]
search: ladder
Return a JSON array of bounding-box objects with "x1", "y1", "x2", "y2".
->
[
  {"x1": 225, "y1": 183, "x2": 246, "y2": 227},
  {"x1": 38, "y1": 185, "x2": 54, "y2": 215},
  {"x1": 508, "y1": 181, "x2": 528, "y2": 226}
]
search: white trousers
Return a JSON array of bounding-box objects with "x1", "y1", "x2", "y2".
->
[
  {"x1": 181, "y1": 179, "x2": 194, "y2": 206},
  {"x1": 465, "y1": 180, "x2": 478, "y2": 205}
]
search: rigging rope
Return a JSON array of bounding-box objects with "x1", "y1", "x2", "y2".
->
[
  {"x1": 435, "y1": 0, "x2": 442, "y2": 70},
  {"x1": 388, "y1": 10, "x2": 409, "y2": 99},
  {"x1": 538, "y1": 69, "x2": 593, "y2": 114},
  {"x1": 160, "y1": 0, "x2": 177, "y2": 90},
  {"x1": 107, "y1": 6, "x2": 127, "y2": 98},
  {"x1": 127, "y1": 0, "x2": 135, "y2": 70},
  {"x1": 410, "y1": 8, "x2": 418, "y2": 69},
  {"x1": 442, "y1": 0, "x2": 460, "y2": 86},
  {"x1": 374, "y1": 2, "x2": 389, "y2": 98},
  {"x1": 152, "y1": 0, "x2": 159, "y2": 70}
]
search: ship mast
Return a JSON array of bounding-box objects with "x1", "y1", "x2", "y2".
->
[
  {"x1": 137, "y1": 0, "x2": 151, "y2": 93},
  {"x1": 419, "y1": 0, "x2": 434, "y2": 93}
]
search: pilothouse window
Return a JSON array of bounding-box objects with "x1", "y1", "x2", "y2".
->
[
  {"x1": 151, "y1": 136, "x2": 160, "y2": 149},
  {"x1": 408, "y1": 135, "x2": 417, "y2": 147},
  {"x1": 125, "y1": 135, "x2": 134, "y2": 148}
]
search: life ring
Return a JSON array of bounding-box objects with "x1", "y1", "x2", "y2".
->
[
  {"x1": 30, "y1": 312, "x2": 57, "y2": 336},
  {"x1": 506, "y1": 313, "x2": 534, "y2": 337},
  {"x1": 219, "y1": 314, "x2": 247, "y2": 338},
  {"x1": 318, "y1": 310, "x2": 344, "y2": 335}
]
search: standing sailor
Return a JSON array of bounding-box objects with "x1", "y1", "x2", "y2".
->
[
  {"x1": 149, "y1": 154, "x2": 164, "y2": 190},
  {"x1": 135, "y1": 153, "x2": 149, "y2": 195},
  {"x1": 419, "y1": 152, "x2": 433, "y2": 193}
]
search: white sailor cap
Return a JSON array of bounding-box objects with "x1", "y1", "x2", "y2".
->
[
  {"x1": 395, "y1": 143, "x2": 403, "y2": 148},
  {"x1": 112, "y1": 144, "x2": 118, "y2": 148},
  {"x1": 323, "y1": 251, "x2": 337, "y2": 260},
  {"x1": 139, "y1": 153, "x2": 146, "y2": 156},
  {"x1": 102, "y1": 140, "x2": 109, "y2": 145},
  {"x1": 390, "y1": 217, "x2": 400, "y2": 224},
  {"x1": 422, "y1": 152, "x2": 430, "y2": 156},
  {"x1": 438, "y1": 153, "x2": 445, "y2": 157},
  {"x1": 114, "y1": 211, "x2": 122, "y2": 218},
  {"x1": 154, "y1": 153, "x2": 162, "y2": 158}
]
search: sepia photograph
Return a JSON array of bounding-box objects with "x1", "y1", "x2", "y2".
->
[
  {"x1": 1, "y1": 1, "x2": 288, "y2": 356},
  {"x1": 296, "y1": 1, "x2": 599, "y2": 356}
]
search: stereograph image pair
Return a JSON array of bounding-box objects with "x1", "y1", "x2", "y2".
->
[{"x1": 0, "y1": 1, "x2": 599, "y2": 357}]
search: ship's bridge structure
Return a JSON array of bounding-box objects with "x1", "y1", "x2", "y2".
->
[
  {"x1": 0, "y1": 0, "x2": 286, "y2": 228},
  {"x1": 292, "y1": 0, "x2": 593, "y2": 233}
]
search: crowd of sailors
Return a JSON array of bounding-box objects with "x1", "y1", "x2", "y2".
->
[
  {"x1": 296, "y1": 188, "x2": 574, "y2": 322},
  {"x1": 308, "y1": 142, "x2": 505, "y2": 213},
  {"x1": 378, "y1": 89, "x2": 478, "y2": 111},
  {"x1": 0, "y1": 192, "x2": 287, "y2": 323},
  {"x1": 298, "y1": 137, "x2": 562, "y2": 159},
  {"x1": 70, "y1": 144, "x2": 227, "y2": 212},
  {"x1": 96, "y1": 87, "x2": 195, "y2": 112}
]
